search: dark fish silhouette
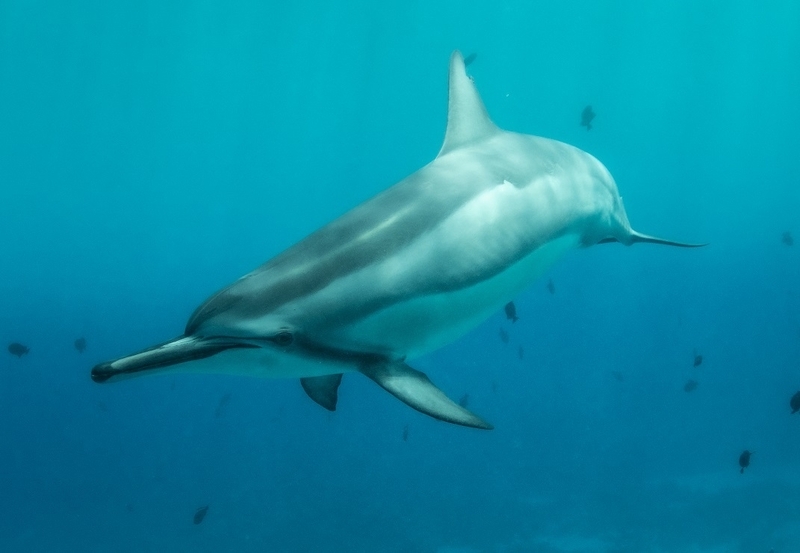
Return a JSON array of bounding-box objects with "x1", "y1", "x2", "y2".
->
[
  {"x1": 546, "y1": 279, "x2": 555, "y2": 294},
  {"x1": 499, "y1": 328, "x2": 509, "y2": 344},
  {"x1": 683, "y1": 379, "x2": 698, "y2": 393},
  {"x1": 491, "y1": 380, "x2": 498, "y2": 393},
  {"x1": 580, "y1": 105, "x2": 595, "y2": 130},
  {"x1": 8, "y1": 342, "x2": 29, "y2": 358},
  {"x1": 463, "y1": 52, "x2": 478, "y2": 67},
  {"x1": 782, "y1": 231, "x2": 794, "y2": 246},
  {"x1": 517, "y1": 346, "x2": 524, "y2": 360},
  {"x1": 611, "y1": 371, "x2": 624, "y2": 382},
  {"x1": 458, "y1": 393, "x2": 470, "y2": 408},
  {"x1": 738, "y1": 450, "x2": 751, "y2": 474},
  {"x1": 402, "y1": 424, "x2": 409, "y2": 442},
  {"x1": 790, "y1": 391, "x2": 800, "y2": 414},
  {"x1": 693, "y1": 351, "x2": 703, "y2": 367},
  {"x1": 74, "y1": 337, "x2": 87, "y2": 353},
  {"x1": 215, "y1": 392, "x2": 232, "y2": 418},
  {"x1": 504, "y1": 301, "x2": 518, "y2": 323},
  {"x1": 193, "y1": 505, "x2": 209, "y2": 525}
]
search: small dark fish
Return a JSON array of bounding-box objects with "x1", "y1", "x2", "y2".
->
[
  {"x1": 683, "y1": 379, "x2": 698, "y2": 393},
  {"x1": 611, "y1": 371, "x2": 624, "y2": 382},
  {"x1": 458, "y1": 394, "x2": 470, "y2": 408},
  {"x1": 8, "y1": 342, "x2": 29, "y2": 358},
  {"x1": 499, "y1": 328, "x2": 509, "y2": 344},
  {"x1": 739, "y1": 450, "x2": 751, "y2": 474},
  {"x1": 580, "y1": 105, "x2": 595, "y2": 130},
  {"x1": 517, "y1": 346, "x2": 524, "y2": 360},
  {"x1": 215, "y1": 392, "x2": 232, "y2": 418},
  {"x1": 790, "y1": 391, "x2": 800, "y2": 414},
  {"x1": 402, "y1": 424, "x2": 409, "y2": 442},
  {"x1": 693, "y1": 352, "x2": 703, "y2": 367},
  {"x1": 546, "y1": 279, "x2": 555, "y2": 295},
  {"x1": 193, "y1": 505, "x2": 209, "y2": 525},
  {"x1": 74, "y1": 337, "x2": 87, "y2": 353},
  {"x1": 504, "y1": 301, "x2": 519, "y2": 323},
  {"x1": 463, "y1": 52, "x2": 478, "y2": 67},
  {"x1": 782, "y1": 231, "x2": 794, "y2": 246},
  {"x1": 491, "y1": 380, "x2": 498, "y2": 393}
]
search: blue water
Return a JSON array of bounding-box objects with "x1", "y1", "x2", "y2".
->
[{"x1": 2, "y1": 1, "x2": 800, "y2": 551}]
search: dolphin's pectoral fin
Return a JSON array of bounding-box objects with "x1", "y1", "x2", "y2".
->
[
  {"x1": 360, "y1": 361, "x2": 493, "y2": 430},
  {"x1": 300, "y1": 374, "x2": 343, "y2": 411}
]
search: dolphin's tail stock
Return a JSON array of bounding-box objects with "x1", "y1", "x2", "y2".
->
[{"x1": 91, "y1": 335, "x2": 257, "y2": 383}]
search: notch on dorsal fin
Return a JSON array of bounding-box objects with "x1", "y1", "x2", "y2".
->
[{"x1": 437, "y1": 51, "x2": 500, "y2": 157}]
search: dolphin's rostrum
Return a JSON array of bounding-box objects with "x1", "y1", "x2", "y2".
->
[{"x1": 91, "y1": 51, "x2": 703, "y2": 429}]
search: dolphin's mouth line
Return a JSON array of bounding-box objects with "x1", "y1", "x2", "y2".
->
[{"x1": 90, "y1": 331, "x2": 398, "y2": 384}]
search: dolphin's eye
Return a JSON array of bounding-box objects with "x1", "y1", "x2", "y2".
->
[{"x1": 272, "y1": 330, "x2": 294, "y2": 347}]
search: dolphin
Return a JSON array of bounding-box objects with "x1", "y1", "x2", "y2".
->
[{"x1": 91, "y1": 51, "x2": 702, "y2": 429}]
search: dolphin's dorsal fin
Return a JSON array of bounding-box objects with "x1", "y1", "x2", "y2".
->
[{"x1": 437, "y1": 51, "x2": 499, "y2": 157}]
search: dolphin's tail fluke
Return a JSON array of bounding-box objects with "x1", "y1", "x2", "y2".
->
[
  {"x1": 91, "y1": 335, "x2": 258, "y2": 383},
  {"x1": 629, "y1": 231, "x2": 707, "y2": 248},
  {"x1": 599, "y1": 231, "x2": 707, "y2": 248}
]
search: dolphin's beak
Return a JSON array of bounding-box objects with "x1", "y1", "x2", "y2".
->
[
  {"x1": 90, "y1": 335, "x2": 258, "y2": 384},
  {"x1": 91, "y1": 363, "x2": 118, "y2": 383}
]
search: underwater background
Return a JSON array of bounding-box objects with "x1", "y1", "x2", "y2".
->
[{"x1": 2, "y1": 0, "x2": 800, "y2": 551}]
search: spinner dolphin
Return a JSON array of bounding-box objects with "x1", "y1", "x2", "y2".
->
[{"x1": 91, "y1": 51, "x2": 702, "y2": 429}]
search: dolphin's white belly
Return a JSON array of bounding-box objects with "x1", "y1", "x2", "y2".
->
[
  {"x1": 267, "y1": 172, "x2": 588, "y2": 358},
  {"x1": 160, "y1": 344, "x2": 355, "y2": 379},
  {"x1": 176, "y1": 228, "x2": 579, "y2": 378},
  {"x1": 233, "y1": 172, "x2": 590, "y2": 359},
  {"x1": 331, "y1": 232, "x2": 579, "y2": 358},
  {"x1": 179, "y1": 228, "x2": 574, "y2": 377}
]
